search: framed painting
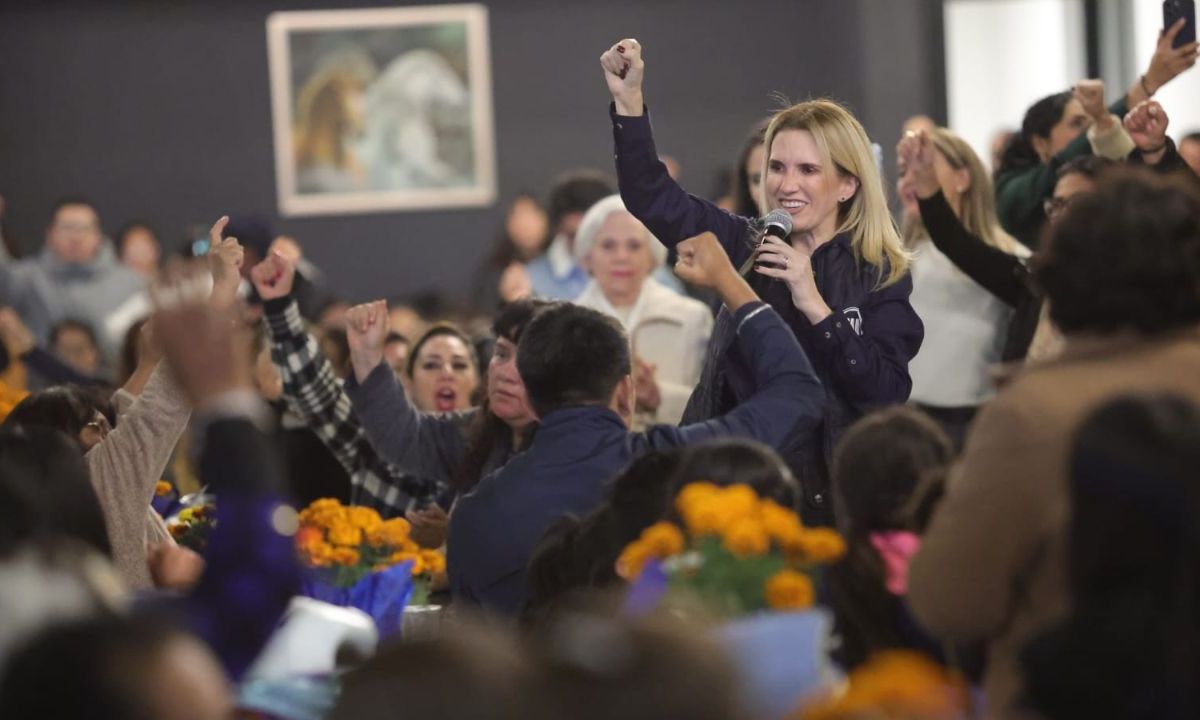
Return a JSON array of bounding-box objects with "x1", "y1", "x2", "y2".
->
[{"x1": 267, "y1": 4, "x2": 496, "y2": 216}]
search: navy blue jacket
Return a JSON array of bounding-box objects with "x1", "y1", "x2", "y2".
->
[
  {"x1": 612, "y1": 106, "x2": 923, "y2": 524},
  {"x1": 448, "y1": 301, "x2": 823, "y2": 616}
]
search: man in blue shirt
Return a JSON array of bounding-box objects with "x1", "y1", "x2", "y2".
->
[{"x1": 449, "y1": 231, "x2": 824, "y2": 615}]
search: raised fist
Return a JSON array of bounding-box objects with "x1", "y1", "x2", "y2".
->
[
  {"x1": 345, "y1": 300, "x2": 390, "y2": 383},
  {"x1": 1072, "y1": 79, "x2": 1107, "y2": 120},
  {"x1": 600, "y1": 38, "x2": 645, "y2": 116},
  {"x1": 673, "y1": 232, "x2": 733, "y2": 288},
  {"x1": 1123, "y1": 99, "x2": 1170, "y2": 154},
  {"x1": 250, "y1": 251, "x2": 296, "y2": 302}
]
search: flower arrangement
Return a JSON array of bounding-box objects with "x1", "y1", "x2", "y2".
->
[
  {"x1": 618, "y1": 482, "x2": 846, "y2": 615},
  {"x1": 295, "y1": 498, "x2": 445, "y2": 606},
  {"x1": 166, "y1": 499, "x2": 217, "y2": 552},
  {"x1": 797, "y1": 651, "x2": 968, "y2": 720},
  {"x1": 0, "y1": 382, "x2": 27, "y2": 423}
]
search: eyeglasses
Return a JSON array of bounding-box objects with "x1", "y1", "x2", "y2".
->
[{"x1": 1043, "y1": 196, "x2": 1074, "y2": 219}]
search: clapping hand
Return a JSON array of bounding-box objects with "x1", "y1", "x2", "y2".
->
[{"x1": 633, "y1": 356, "x2": 661, "y2": 413}]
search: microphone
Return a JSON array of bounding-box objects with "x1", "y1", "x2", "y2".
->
[
  {"x1": 761, "y1": 209, "x2": 793, "y2": 242},
  {"x1": 740, "y1": 210, "x2": 793, "y2": 277}
]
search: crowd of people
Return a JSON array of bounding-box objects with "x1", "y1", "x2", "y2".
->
[{"x1": 0, "y1": 20, "x2": 1199, "y2": 720}]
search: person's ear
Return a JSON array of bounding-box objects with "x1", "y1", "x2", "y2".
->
[
  {"x1": 1030, "y1": 135, "x2": 1052, "y2": 163},
  {"x1": 837, "y1": 174, "x2": 860, "y2": 204},
  {"x1": 953, "y1": 167, "x2": 972, "y2": 194},
  {"x1": 611, "y1": 374, "x2": 635, "y2": 423}
]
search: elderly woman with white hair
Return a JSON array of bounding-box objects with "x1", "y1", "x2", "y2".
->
[{"x1": 572, "y1": 195, "x2": 714, "y2": 426}]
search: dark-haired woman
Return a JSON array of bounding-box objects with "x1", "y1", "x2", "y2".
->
[
  {"x1": 995, "y1": 27, "x2": 1196, "y2": 248},
  {"x1": 909, "y1": 169, "x2": 1200, "y2": 717}
]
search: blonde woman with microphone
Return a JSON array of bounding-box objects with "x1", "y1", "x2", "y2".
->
[{"x1": 600, "y1": 38, "x2": 922, "y2": 525}]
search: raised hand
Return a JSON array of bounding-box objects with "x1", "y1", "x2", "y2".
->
[
  {"x1": 600, "y1": 38, "x2": 645, "y2": 116},
  {"x1": 1144, "y1": 18, "x2": 1200, "y2": 95},
  {"x1": 250, "y1": 251, "x2": 296, "y2": 301},
  {"x1": 345, "y1": 300, "x2": 390, "y2": 383},
  {"x1": 1124, "y1": 99, "x2": 1170, "y2": 154},
  {"x1": 151, "y1": 260, "x2": 250, "y2": 408},
  {"x1": 206, "y1": 216, "x2": 245, "y2": 310},
  {"x1": 897, "y1": 130, "x2": 940, "y2": 199},
  {"x1": 673, "y1": 232, "x2": 733, "y2": 288},
  {"x1": 1072, "y1": 79, "x2": 1108, "y2": 121}
]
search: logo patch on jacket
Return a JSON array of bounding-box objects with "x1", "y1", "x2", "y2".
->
[{"x1": 843, "y1": 307, "x2": 863, "y2": 335}]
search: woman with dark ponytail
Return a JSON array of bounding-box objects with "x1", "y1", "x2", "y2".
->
[{"x1": 1022, "y1": 394, "x2": 1200, "y2": 720}]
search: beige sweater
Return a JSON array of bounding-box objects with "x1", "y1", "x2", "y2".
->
[
  {"x1": 86, "y1": 364, "x2": 191, "y2": 590},
  {"x1": 908, "y1": 329, "x2": 1200, "y2": 718}
]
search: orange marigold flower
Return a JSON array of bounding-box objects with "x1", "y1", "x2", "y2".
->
[
  {"x1": 640, "y1": 522, "x2": 686, "y2": 558},
  {"x1": 680, "y1": 497, "x2": 727, "y2": 536},
  {"x1": 616, "y1": 540, "x2": 653, "y2": 580},
  {"x1": 346, "y1": 506, "x2": 383, "y2": 532},
  {"x1": 154, "y1": 480, "x2": 172, "y2": 497},
  {"x1": 675, "y1": 481, "x2": 721, "y2": 516},
  {"x1": 368, "y1": 517, "x2": 412, "y2": 547},
  {"x1": 765, "y1": 569, "x2": 814, "y2": 610},
  {"x1": 760, "y1": 499, "x2": 803, "y2": 539},
  {"x1": 799, "y1": 528, "x2": 847, "y2": 564},
  {"x1": 719, "y1": 484, "x2": 760, "y2": 521},
  {"x1": 722, "y1": 517, "x2": 770, "y2": 556},
  {"x1": 327, "y1": 522, "x2": 362, "y2": 548},
  {"x1": 419, "y1": 550, "x2": 446, "y2": 576}
]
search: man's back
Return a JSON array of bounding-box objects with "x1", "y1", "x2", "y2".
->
[{"x1": 448, "y1": 406, "x2": 634, "y2": 615}]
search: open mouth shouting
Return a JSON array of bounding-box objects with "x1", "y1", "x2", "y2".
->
[{"x1": 433, "y1": 387, "x2": 459, "y2": 412}]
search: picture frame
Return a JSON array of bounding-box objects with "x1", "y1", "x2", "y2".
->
[{"x1": 267, "y1": 4, "x2": 496, "y2": 216}]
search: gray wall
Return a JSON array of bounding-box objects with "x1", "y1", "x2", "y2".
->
[{"x1": 0, "y1": 0, "x2": 944, "y2": 306}]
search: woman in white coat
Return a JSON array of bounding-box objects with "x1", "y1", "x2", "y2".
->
[{"x1": 572, "y1": 195, "x2": 713, "y2": 426}]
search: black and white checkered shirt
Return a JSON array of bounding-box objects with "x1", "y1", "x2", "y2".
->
[{"x1": 263, "y1": 298, "x2": 443, "y2": 517}]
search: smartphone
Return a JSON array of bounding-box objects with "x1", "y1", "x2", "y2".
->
[{"x1": 1164, "y1": 0, "x2": 1196, "y2": 48}]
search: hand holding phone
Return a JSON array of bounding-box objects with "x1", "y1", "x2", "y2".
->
[{"x1": 1164, "y1": 0, "x2": 1196, "y2": 49}]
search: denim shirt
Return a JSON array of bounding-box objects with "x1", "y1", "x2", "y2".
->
[{"x1": 611, "y1": 105, "x2": 923, "y2": 524}]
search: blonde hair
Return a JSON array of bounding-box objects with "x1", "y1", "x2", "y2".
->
[
  {"x1": 762, "y1": 100, "x2": 909, "y2": 287},
  {"x1": 920, "y1": 128, "x2": 1023, "y2": 255}
]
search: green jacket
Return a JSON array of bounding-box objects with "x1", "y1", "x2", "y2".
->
[{"x1": 996, "y1": 97, "x2": 1129, "y2": 249}]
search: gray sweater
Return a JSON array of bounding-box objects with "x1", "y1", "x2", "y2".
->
[
  {"x1": 86, "y1": 364, "x2": 191, "y2": 590},
  {"x1": 0, "y1": 243, "x2": 146, "y2": 358}
]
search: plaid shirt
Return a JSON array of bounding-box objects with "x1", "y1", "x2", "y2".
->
[{"x1": 263, "y1": 297, "x2": 442, "y2": 516}]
